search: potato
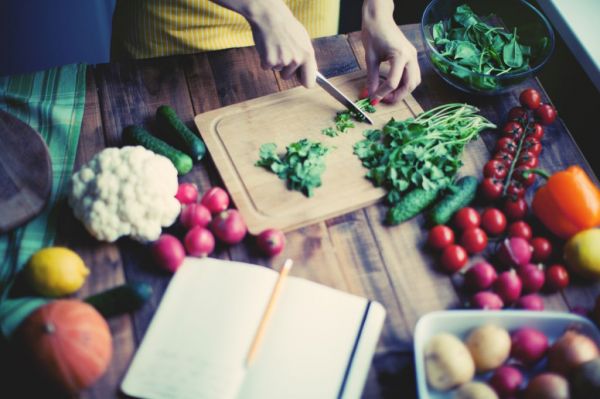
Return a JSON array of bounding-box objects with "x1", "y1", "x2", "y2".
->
[
  {"x1": 425, "y1": 333, "x2": 475, "y2": 391},
  {"x1": 455, "y1": 382, "x2": 499, "y2": 399},
  {"x1": 466, "y1": 324, "x2": 511, "y2": 372}
]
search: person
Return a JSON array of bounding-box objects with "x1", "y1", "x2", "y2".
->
[{"x1": 112, "y1": 0, "x2": 421, "y2": 103}]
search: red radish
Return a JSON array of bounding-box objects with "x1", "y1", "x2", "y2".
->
[
  {"x1": 545, "y1": 264, "x2": 570, "y2": 291},
  {"x1": 180, "y1": 204, "x2": 212, "y2": 229},
  {"x1": 517, "y1": 263, "x2": 545, "y2": 293},
  {"x1": 256, "y1": 228, "x2": 286, "y2": 257},
  {"x1": 471, "y1": 291, "x2": 504, "y2": 310},
  {"x1": 184, "y1": 227, "x2": 215, "y2": 257},
  {"x1": 175, "y1": 183, "x2": 198, "y2": 204},
  {"x1": 464, "y1": 262, "x2": 498, "y2": 291},
  {"x1": 201, "y1": 187, "x2": 230, "y2": 213},
  {"x1": 511, "y1": 327, "x2": 549, "y2": 366},
  {"x1": 516, "y1": 294, "x2": 545, "y2": 310},
  {"x1": 210, "y1": 209, "x2": 247, "y2": 244},
  {"x1": 489, "y1": 365, "x2": 524, "y2": 397},
  {"x1": 496, "y1": 237, "x2": 532, "y2": 267},
  {"x1": 493, "y1": 270, "x2": 522, "y2": 304},
  {"x1": 523, "y1": 373, "x2": 569, "y2": 399},
  {"x1": 531, "y1": 237, "x2": 552, "y2": 263},
  {"x1": 548, "y1": 330, "x2": 600, "y2": 375},
  {"x1": 152, "y1": 234, "x2": 185, "y2": 273}
]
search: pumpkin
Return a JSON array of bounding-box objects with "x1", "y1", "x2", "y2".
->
[{"x1": 17, "y1": 299, "x2": 112, "y2": 393}]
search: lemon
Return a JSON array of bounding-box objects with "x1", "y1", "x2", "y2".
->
[
  {"x1": 25, "y1": 247, "x2": 90, "y2": 297},
  {"x1": 564, "y1": 229, "x2": 600, "y2": 279}
]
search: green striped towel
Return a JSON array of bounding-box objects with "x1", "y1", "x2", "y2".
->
[{"x1": 0, "y1": 64, "x2": 87, "y2": 299}]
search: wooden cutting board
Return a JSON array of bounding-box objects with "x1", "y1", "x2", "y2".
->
[
  {"x1": 195, "y1": 70, "x2": 423, "y2": 234},
  {"x1": 0, "y1": 110, "x2": 52, "y2": 233}
]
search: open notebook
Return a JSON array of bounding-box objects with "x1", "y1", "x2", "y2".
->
[{"x1": 121, "y1": 258, "x2": 386, "y2": 399}]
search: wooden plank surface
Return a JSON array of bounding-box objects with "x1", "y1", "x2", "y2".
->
[{"x1": 8, "y1": 23, "x2": 600, "y2": 399}]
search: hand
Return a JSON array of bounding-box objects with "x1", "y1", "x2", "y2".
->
[
  {"x1": 362, "y1": 1, "x2": 421, "y2": 104},
  {"x1": 246, "y1": 2, "x2": 318, "y2": 88}
]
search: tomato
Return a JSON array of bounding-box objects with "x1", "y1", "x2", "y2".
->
[
  {"x1": 460, "y1": 227, "x2": 488, "y2": 254},
  {"x1": 453, "y1": 207, "x2": 481, "y2": 230},
  {"x1": 493, "y1": 151, "x2": 514, "y2": 167},
  {"x1": 481, "y1": 208, "x2": 507, "y2": 235},
  {"x1": 483, "y1": 159, "x2": 508, "y2": 179},
  {"x1": 502, "y1": 121, "x2": 524, "y2": 141},
  {"x1": 495, "y1": 137, "x2": 518, "y2": 155},
  {"x1": 439, "y1": 245, "x2": 468, "y2": 273},
  {"x1": 517, "y1": 151, "x2": 539, "y2": 168},
  {"x1": 427, "y1": 225, "x2": 455, "y2": 251},
  {"x1": 535, "y1": 103, "x2": 557, "y2": 125},
  {"x1": 531, "y1": 237, "x2": 553, "y2": 263},
  {"x1": 514, "y1": 166, "x2": 536, "y2": 187},
  {"x1": 503, "y1": 197, "x2": 528, "y2": 221},
  {"x1": 480, "y1": 178, "x2": 504, "y2": 202},
  {"x1": 508, "y1": 221, "x2": 533, "y2": 241},
  {"x1": 506, "y1": 180, "x2": 526, "y2": 199},
  {"x1": 507, "y1": 106, "x2": 529, "y2": 123},
  {"x1": 529, "y1": 123, "x2": 544, "y2": 140},
  {"x1": 519, "y1": 88, "x2": 542, "y2": 110},
  {"x1": 523, "y1": 136, "x2": 542, "y2": 157},
  {"x1": 545, "y1": 264, "x2": 569, "y2": 291}
]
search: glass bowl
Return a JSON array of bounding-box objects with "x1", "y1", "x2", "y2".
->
[{"x1": 421, "y1": 0, "x2": 555, "y2": 95}]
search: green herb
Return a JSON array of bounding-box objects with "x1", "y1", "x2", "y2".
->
[
  {"x1": 322, "y1": 98, "x2": 376, "y2": 136},
  {"x1": 353, "y1": 103, "x2": 495, "y2": 222},
  {"x1": 256, "y1": 139, "x2": 331, "y2": 197},
  {"x1": 321, "y1": 127, "x2": 338, "y2": 137}
]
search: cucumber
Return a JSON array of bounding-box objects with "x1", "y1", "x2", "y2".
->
[
  {"x1": 85, "y1": 282, "x2": 153, "y2": 318},
  {"x1": 386, "y1": 188, "x2": 440, "y2": 225},
  {"x1": 124, "y1": 125, "x2": 193, "y2": 175},
  {"x1": 156, "y1": 105, "x2": 206, "y2": 162},
  {"x1": 427, "y1": 176, "x2": 478, "y2": 226}
]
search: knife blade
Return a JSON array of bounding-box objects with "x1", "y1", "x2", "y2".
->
[{"x1": 316, "y1": 71, "x2": 374, "y2": 125}]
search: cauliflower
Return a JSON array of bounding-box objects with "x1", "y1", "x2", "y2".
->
[{"x1": 68, "y1": 146, "x2": 181, "y2": 242}]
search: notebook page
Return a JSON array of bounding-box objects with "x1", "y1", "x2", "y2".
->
[
  {"x1": 237, "y1": 277, "x2": 369, "y2": 399},
  {"x1": 121, "y1": 258, "x2": 278, "y2": 399}
]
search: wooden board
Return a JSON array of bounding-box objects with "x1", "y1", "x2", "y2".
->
[
  {"x1": 0, "y1": 110, "x2": 52, "y2": 233},
  {"x1": 195, "y1": 70, "x2": 423, "y2": 234}
]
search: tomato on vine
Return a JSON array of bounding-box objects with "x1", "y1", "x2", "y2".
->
[
  {"x1": 480, "y1": 178, "x2": 504, "y2": 201},
  {"x1": 502, "y1": 121, "x2": 524, "y2": 141},
  {"x1": 535, "y1": 103, "x2": 557, "y2": 125},
  {"x1": 519, "y1": 88, "x2": 542, "y2": 110},
  {"x1": 483, "y1": 159, "x2": 508, "y2": 179}
]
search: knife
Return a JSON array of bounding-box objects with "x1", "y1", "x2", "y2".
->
[{"x1": 316, "y1": 71, "x2": 374, "y2": 125}]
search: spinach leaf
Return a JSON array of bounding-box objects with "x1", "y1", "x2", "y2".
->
[{"x1": 503, "y1": 30, "x2": 524, "y2": 68}]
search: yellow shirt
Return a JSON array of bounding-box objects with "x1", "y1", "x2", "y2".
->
[{"x1": 112, "y1": 0, "x2": 340, "y2": 59}]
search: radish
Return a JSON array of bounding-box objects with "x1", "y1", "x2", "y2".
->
[
  {"x1": 517, "y1": 263, "x2": 545, "y2": 293},
  {"x1": 496, "y1": 237, "x2": 532, "y2": 267},
  {"x1": 489, "y1": 365, "x2": 523, "y2": 398},
  {"x1": 180, "y1": 204, "x2": 212, "y2": 229},
  {"x1": 470, "y1": 292, "x2": 504, "y2": 310},
  {"x1": 516, "y1": 294, "x2": 544, "y2": 310},
  {"x1": 493, "y1": 270, "x2": 522, "y2": 304},
  {"x1": 464, "y1": 262, "x2": 498, "y2": 291},
  {"x1": 256, "y1": 228, "x2": 286, "y2": 257},
  {"x1": 175, "y1": 183, "x2": 199, "y2": 204},
  {"x1": 152, "y1": 234, "x2": 185, "y2": 273},
  {"x1": 511, "y1": 327, "x2": 549, "y2": 366},
  {"x1": 184, "y1": 226, "x2": 215, "y2": 257},
  {"x1": 201, "y1": 187, "x2": 230, "y2": 213},
  {"x1": 210, "y1": 209, "x2": 247, "y2": 244}
]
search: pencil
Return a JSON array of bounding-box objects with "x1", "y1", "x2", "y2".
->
[{"x1": 245, "y1": 258, "x2": 293, "y2": 367}]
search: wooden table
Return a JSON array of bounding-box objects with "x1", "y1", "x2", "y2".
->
[{"x1": 15, "y1": 24, "x2": 600, "y2": 398}]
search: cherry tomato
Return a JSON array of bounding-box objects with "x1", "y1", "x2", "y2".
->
[
  {"x1": 480, "y1": 178, "x2": 504, "y2": 202},
  {"x1": 517, "y1": 151, "x2": 539, "y2": 168},
  {"x1": 481, "y1": 208, "x2": 507, "y2": 236},
  {"x1": 453, "y1": 207, "x2": 481, "y2": 230},
  {"x1": 529, "y1": 123, "x2": 544, "y2": 140},
  {"x1": 508, "y1": 221, "x2": 533, "y2": 241},
  {"x1": 503, "y1": 197, "x2": 528, "y2": 221},
  {"x1": 507, "y1": 106, "x2": 529, "y2": 123},
  {"x1": 546, "y1": 264, "x2": 569, "y2": 291},
  {"x1": 427, "y1": 225, "x2": 455, "y2": 251},
  {"x1": 495, "y1": 137, "x2": 518, "y2": 155},
  {"x1": 514, "y1": 166, "x2": 536, "y2": 187},
  {"x1": 523, "y1": 136, "x2": 542, "y2": 157},
  {"x1": 493, "y1": 151, "x2": 514, "y2": 167},
  {"x1": 519, "y1": 88, "x2": 542, "y2": 110},
  {"x1": 483, "y1": 159, "x2": 508, "y2": 179},
  {"x1": 531, "y1": 237, "x2": 553, "y2": 263},
  {"x1": 439, "y1": 244, "x2": 468, "y2": 273},
  {"x1": 535, "y1": 103, "x2": 557, "y2": 125},
  {"x1": 502, "y1": 121, "x2": 524, "y2": 141},
  {"x1": 460, "y1": 227, "x2": 488, "y2": 254},
  {"x1": 506, "y1": 180, "x2": 526, "y2": 199}
]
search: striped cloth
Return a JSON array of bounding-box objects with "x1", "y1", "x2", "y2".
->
[
  {"x1": 0, "y1": 64, "x2": 87, "y2": 298},
  {"x1": 112, "y1": 0, "x2": 340, "y2": 59}
]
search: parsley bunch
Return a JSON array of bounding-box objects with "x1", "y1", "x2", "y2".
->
[
  {"x1": 322, "y1": 98, "x2": 376, "y2": 137},
  {"x1": 353, "y1": 103, "x2": 495, "y2": 208},
  {"x1": 256, "y1": 139, "x2": 331, "y2": 197}
]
